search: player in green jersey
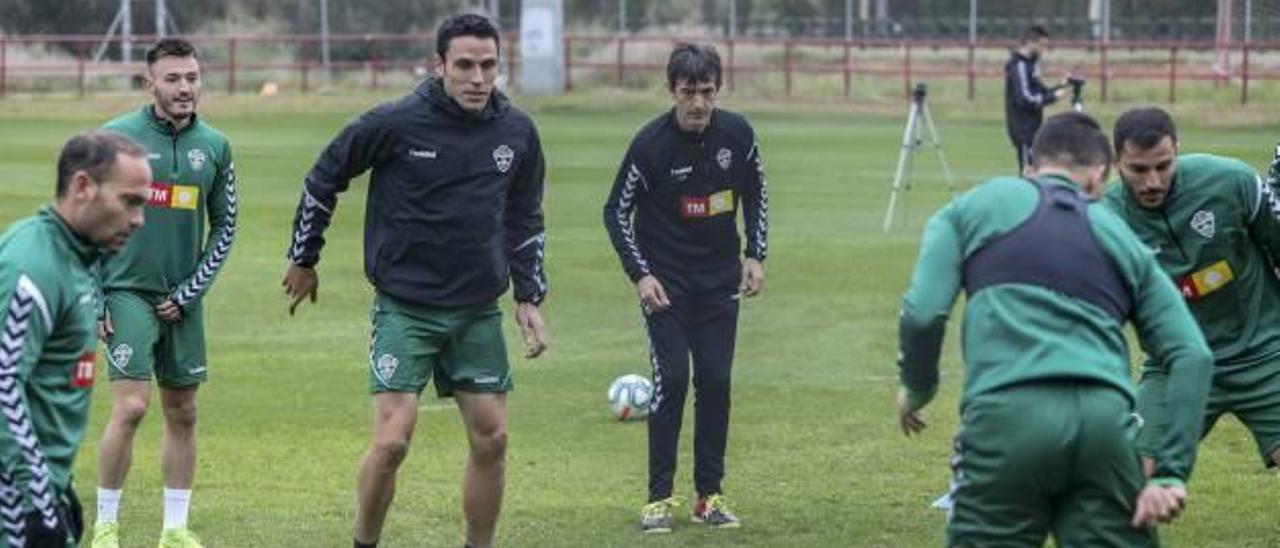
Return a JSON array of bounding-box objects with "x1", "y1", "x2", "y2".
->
[
  {"x1": 1102, "y1": 107, "x2": 1280, "y2": 478},
  {"x1": 0, "y1": 130, "x2": 150, "y2": 547},
  {"x1": 898, "y1": 112, "x2": 1213, "y2": 547},
  {"x1": 92, "y1": 38, "x2": 237, "y2": 548}
]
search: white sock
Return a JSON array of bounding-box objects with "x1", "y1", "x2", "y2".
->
[
  {"x1": 162, "y1": 488, "x2": 191, "y2": 530},
  {"x1": 96, "y1": 488, "x2": 122, "y2": 524}
]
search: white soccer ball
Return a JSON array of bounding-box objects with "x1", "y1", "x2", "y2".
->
[{"x1": 607, "y1": 374, "x2": 653, "y2": 421}]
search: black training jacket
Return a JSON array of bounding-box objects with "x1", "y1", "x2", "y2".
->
[
  {"x1": 1004, "y1": 49, "x2": 1057, "y2": 139},
  {"x1": 603, "y1": 108, "x2": 768, "y2": 285},
  {"x1": 287, "y1": 78, "x2": 547, "y2": 307}
]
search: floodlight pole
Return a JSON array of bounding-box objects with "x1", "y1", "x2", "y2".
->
[
  {"x1": 156, "y1": 0, "x2": 167, "y2": 37},
  {"x1": 320, "y1": 0, "x2": 331, "y2": 68}
]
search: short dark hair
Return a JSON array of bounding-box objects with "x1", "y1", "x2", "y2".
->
[
  {"x1": 146, "y1": 38, "x2": 198, "y2": 66},
  {"x1": 1113, "y1": 107, "x2": 1178, "y2": 155},
  {"x1": 56, "y1": 130, "x2": 148, "y2": 198},
  {"x1": 1030, "y1": 111, "x2": 1112, "y2": 170},
  {"x1": 1022, "y1": 25, "x2": 1050, "y2": 43},
  {"x1": 436, "y1": 13, "x2": 501, "y2": 61},
  {"x1": 667, "y1": 43, "x2": 722, "y2": 91}
]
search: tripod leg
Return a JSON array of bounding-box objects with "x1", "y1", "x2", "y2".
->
[
  {"x1": 921, "y1": 103, "x2": 958, "y2": 196},
  {"x1": 883, "y1": 103, "x2": 922, "y2": 232}
]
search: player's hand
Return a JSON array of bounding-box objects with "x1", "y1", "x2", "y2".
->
[
  {"x1": 1054, "y1": 87, "x2": 1070, "y2": 99},
  {"x1": 155, "y1": 299, "x2": 183, "y2": 324},
  {"x1": 515, "y1": 302, "x2": 549, "y2": 359},
  {"x1": 98, "y1": 310, "x2": 114, "y2": 342},
  {"x1": 636, "y1": 275, "x2": 670, "y2": 313},
  {"x1": 1131, "y1": 483, "x2": 1187, "y2": 527},
  {"x1": 741, "y1": 258, "x2": 765, "y2": 298},
  {"x1": 896, "y1": 387, "x2": 927, "y2": 436},
  {"x1": 282, "y1": 263, "x2": 319, "y2": 316}
]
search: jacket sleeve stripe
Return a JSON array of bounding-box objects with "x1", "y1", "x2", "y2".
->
[
  {"x1": 0, "y1": 276, "x2": 58, "y2": 531},
  {"x1": 1017, "y1": 60, "x2": 1044, "y2": 106},
  {"x1": 615, "y1": 163, "x2": 651, "y2": 275},
  {"x1": 172, "y1": 164, "x2": 238, "y2": 307}
]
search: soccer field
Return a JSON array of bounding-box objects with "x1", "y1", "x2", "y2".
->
[{"x1": 1, "y1": 92, "x2": 1278, "y2": 547}]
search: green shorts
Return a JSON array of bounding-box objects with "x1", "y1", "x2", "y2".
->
[
  {"x1": 947, "y1": 383, "x2": 1154, "y2": 548},
  {"x1": 104, "y1": 290, "x2": 206, "y2": 388},
  {"x1": 1137, "y1": 358, "x2": 1280, "y2": 467},
  {"x1": 368, "y1": 293, "x2": 512, "y2": 397}
]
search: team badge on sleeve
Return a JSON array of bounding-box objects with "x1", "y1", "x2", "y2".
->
[{"x1": 493, "y1": 145, "x2": 514, "y2": 173}]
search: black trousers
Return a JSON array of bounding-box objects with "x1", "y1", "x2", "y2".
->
[
  {"x1": 1009, "y1": 127, "x2": 1038, "y2": 175},
  {"x1": 644, "y1": 272, "x2": 740, "y2": 502}
]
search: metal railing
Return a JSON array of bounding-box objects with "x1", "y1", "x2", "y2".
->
[{"x1": 1, "y1": 33, "x2": 1277, "y2": 104}]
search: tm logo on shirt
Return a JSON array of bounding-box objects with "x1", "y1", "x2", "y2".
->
[
  {"x1": 148, "y1": 182, "x2": 200, "y2": 210},
  {"x1": 680, "y1": 189, "x2": 735, "y2": 218}
]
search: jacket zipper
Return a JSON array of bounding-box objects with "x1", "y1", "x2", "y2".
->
[{"x1": 1160, "y1": 210, "x2": 1190, "y2": 262}]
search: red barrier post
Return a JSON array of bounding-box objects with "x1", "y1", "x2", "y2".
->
[
  {"x1": 77, "y1": 42, "x2": 86, "y2": 97},
  {"x1": 506, "y1": 33, "x2": 518, "y2": 84},
  {"x1": 228, "y1": 37, "x2": 237, "y2": 95},
  {"x1": 727, "y1": 38, "x2": 735, "y2": 93},
  {"x1": 903, "y1": 41, "x2": 912, "y2": 100},
  {"x1": 300, "y1": 39, "x2": 310, "y2": 94},
  {"x1": 370, "y1": 37, "x2": 380, "y2": 90},
  {"x1": 842, "y1": 39, "x2": 851, "y2": 99},
  {"x1": 563, "y1": 35, "x2": 572, "y2": 92},
  {"x1": 0, "y1": 39, "x2": 6, "y2": 98},
  {"x1": 784, "y1": 40, "x2": 793, "y2": 96},
  {"x1": 615, "y1": 36, "x2": 625, "y2": 87},
  {"x1": 1241, "y1": 42, "x2": 1250, "y2": 104},
  {"x1": 966, "y1": 41, "x2": 975, "y2": 101},
  {"x1": 1168, "y1": 46, "x2": 1177, "y2": 104},
  {"x1": 1099, "y1": 40, "x2": 1108, "y2": 102}
]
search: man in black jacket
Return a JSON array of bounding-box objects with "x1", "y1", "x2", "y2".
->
[
  {"x1": 281, "y1": 14, "x2": 549, "y2": 548},
  {"x1": 1006, "y1": 26, "x2": 1068, "y2": 174},
  {"x1": 603, "y1": 43, "x2": 769, "y2": 534}
]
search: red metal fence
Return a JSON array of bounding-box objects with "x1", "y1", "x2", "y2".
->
[{"x1": 1, "y1": 33, "x2": 1277, "y2": 104}]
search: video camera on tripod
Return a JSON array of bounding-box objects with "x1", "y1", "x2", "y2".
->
[{"x1": 1066, "y1": 75, "x2": 1086, "y2": 112}]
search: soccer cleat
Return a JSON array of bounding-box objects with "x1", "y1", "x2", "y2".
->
[
  {"x1": 158, "y1": 527, "x2": 204, "y2": 548},
  {"x1": 640, "y1": 497, "x2": 680, "y2": 534},
  {"x1": 692, "y1": 494, "x2": 741, "y2": 528},
  {"x1": 91, "y1": 522, "x2": 120, "y2": 548}
]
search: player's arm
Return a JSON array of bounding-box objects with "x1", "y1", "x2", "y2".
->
[
  {"x1": 602, "y1": 141, "x2": 655, "y2": 283},
  {"x1": 1242, "y1": 168, "x2": 1280, "y2": 261},
  {"x1": 1127, "y1": 242, "x2": 1214, "y2": 486},
  {"x1": 896, "y1": 203, "x2": 963, "y2": 427},
  {"x1": 0, "y1": 271, "x2": 70, "y2": 541},
  {"x1": 283, "y1": 107, "x2": 395, "y2": 313},
  {"x1": 1011, "y1": 58, "x2": 1051, "y2": 109},
  {"x1": 169, "y1": 143, "x2": 238, "y2": 311},
  {"x1": 740, "y1": 134, "x2": 769, "y2": 297},
  {"x1": 506, "y1": 125, "x2": 549, "y2": 358}
]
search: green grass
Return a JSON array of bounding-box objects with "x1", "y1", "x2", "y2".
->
[{"x1": 1, "y1": 91, "x2": 1279, "y2": 546}]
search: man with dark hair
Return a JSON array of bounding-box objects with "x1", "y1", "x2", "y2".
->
[
  {"x1": 898, "y1": 111, "x2": 1212, "y2": 546},
  {"x1": 0, "y1": 130, "x2": 150, "y2": 548},
  {"x1": 1005, "y1": 25, "x2": 1068, "y2": 174},
  {"x1": 603, "y1": 42, "x2": 768, "y2": 533},
  {"x1": 281, "y1": 13, "x2": 548, "y2": 548},
  {"x1": 93, "y1": 37, "x2": 238, "y2": 548},
  {"x1": 1103, "y1": 106, "x2": 1280, "y2": 485}
]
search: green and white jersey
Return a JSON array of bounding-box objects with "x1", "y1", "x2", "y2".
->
[
  {"x1": 900, "y1": 175, "x2": 1213, "y2": 483},
  {"x1": 0, "y1": 207, "x2": 100, "y2": 524},
  {"x1": 1103, "y1": 154, "x2": 1280, "y2": 375},
  {"x1": 102, "y1": 106, "x2": 237, "y2": 308}
]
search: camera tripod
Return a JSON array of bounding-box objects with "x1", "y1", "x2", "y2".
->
[{"x1": 882, "y1": 83, "x2": 956, "y2": 232}]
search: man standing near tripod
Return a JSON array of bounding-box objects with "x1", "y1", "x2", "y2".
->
[{"x1": 1005, "y1": 25, "x2": 1069, "y2": 175}]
